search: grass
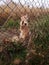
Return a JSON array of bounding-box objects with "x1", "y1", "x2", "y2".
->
[
  {"x1": 3, "y1": 18, "x2": 20, "y2": 29},
  {"x1": 0, "y1": 11, "x2": 49, "y2": 65},
  {"x1": 0, "y1": 42, "x2": 27, "y2": 65}
]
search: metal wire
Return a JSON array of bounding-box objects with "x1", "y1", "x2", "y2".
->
[{"x1": 0, "y1": 0, "x2": 49, "y2": 27}]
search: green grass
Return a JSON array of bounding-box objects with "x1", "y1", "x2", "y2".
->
[
  {"x1": 3, "y1": 18, "x2": 20, "y2": 29},
  {"x1": 0, "y1": 14, "x2": 49, "y2": 65},
  {"x1": 29, "y1": 14, "x2": 49, "y2": 49},
  {"x1": 0, "y1": 42, "x2": 27, "y2": 65}
]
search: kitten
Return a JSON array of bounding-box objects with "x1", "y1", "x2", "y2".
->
[{"x1": 19, "y1": 14, "x2": 30, "y2": 40}]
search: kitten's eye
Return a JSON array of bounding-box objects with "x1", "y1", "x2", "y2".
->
[{"x1": 22, "y1": 21, "x2": 24, "y2": 25}]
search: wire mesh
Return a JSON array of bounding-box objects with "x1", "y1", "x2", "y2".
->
[
  {"x1": 0, "y1": 0, "x2": 49, "y2": 28},
  {"x1": 0, "y1": 1, "x2": 49, "y2": 64}
]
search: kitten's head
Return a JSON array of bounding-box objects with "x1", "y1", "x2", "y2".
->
[{"x1": 20, "y1": 14, "x2": 28, "y2": 27}]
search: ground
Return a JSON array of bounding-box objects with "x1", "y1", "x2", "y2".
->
[{"x1": 0, "y1": 13, "x2": 49, "y2": 65}]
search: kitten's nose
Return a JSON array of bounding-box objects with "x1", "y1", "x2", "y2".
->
[{"x1": 25, "y1": 23, "x2": 27, "y2": 26}]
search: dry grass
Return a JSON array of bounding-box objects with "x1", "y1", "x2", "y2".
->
[
  {"x1": 0, "y1": 2, "x2": 49, "y2": 65},
  {"x1": 0, "y1": 2, "x2": 49, "y2": 26}
]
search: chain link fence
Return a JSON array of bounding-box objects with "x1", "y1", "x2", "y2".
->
[
  {"x1": 0, "y1": 0, "x2": 49, "y2": 28},
  {"x1": 0, "y1": 1, "x2": 49, "y2": 65}
]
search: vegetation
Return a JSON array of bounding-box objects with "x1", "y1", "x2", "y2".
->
[
  {"x1": 0, "y1": 42, "x2": 27, "y2": 65},
  {"x1": 0, "y1": 3, "x2": 49, "y2": 65},
  {"x1": 3, "y1": 18, "x2": 20, "y2": 29}
]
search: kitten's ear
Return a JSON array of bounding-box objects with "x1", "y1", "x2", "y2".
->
[
  {"x1": 21, "y1": 15, "x2": 24, "y2": 20},
  {"x1": 25, "y1": 14, "x2": 28, "y2": 20},
  {"x1": 21, "y1": 14, "x2": 24, "y2": 20},
  {"x1": 21, "y1": 14, "x2": 28, "y2": 20},
  {"x1": 21, "y1": 16, "x2": 22, "y2": 20}
]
